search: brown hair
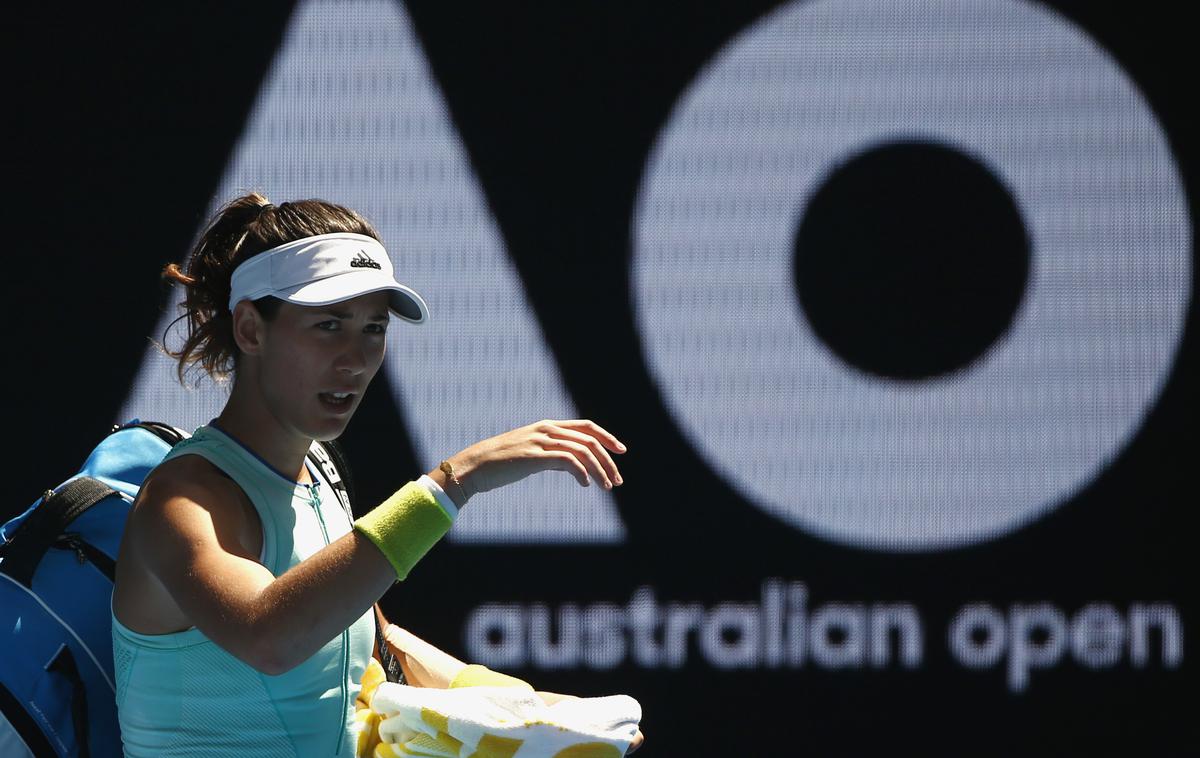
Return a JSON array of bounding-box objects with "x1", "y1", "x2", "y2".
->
[{"x1": 158, "y1": 192, "x2": 381, "y2": 386}]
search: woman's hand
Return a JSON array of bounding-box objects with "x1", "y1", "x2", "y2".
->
[
  {"x1": 443, "y1": 419, "x2": 627, "y2": 504},
  {"x1": 536, "y1": 693, "x2": 644, "y2": 754}
]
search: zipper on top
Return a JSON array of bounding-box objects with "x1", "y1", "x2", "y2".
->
[{"x1": 305, "y1": 469, "x2": 351, "y2": 756}]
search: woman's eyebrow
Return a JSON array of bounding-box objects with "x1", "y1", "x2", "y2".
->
[{"x1": 315, "y1": 308, "x2": 389, "y2": 321}]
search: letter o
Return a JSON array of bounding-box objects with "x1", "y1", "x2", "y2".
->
[
  {"x1": 631, "y1": 0, "x2": 1190, "y2": 550},
  {"x1": 949, "y1": 603, "x2": 1007, "y2": 668},
  {"x1": 464, "y1": 603, "x2": 527, "y2": 669}
]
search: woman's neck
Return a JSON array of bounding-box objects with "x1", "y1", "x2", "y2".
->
[{"x1": 215, "y1": 382, "x2": 313, "y2": 486}]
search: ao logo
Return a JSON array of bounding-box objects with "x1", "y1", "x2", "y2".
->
[{"x1": 122, "y1": 0, "x2": 1190, "y2": 551}]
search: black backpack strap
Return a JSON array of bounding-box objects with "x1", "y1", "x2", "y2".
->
[
  {"x1": 0, "y1": 478, "x2": 117, "y2": 588},
  {"x1": 46, "y1": 645, "x2": 90, "y2": 758},
  {"x1": 0, "y1": 680, "x2": 57, "y2": 757},
  {"x1": 307, "y1": 440, "x2": 405, "y2": 686},
  {"x1": 318, "y1": 438, "x2": 357, "y2": 515},
  {"x1": 112, "y1": 420, "x2": 189, "y2": 447},
  {"x1": 306, "y1": 440, "x2": 355, "y2": 523},
  {"x1": 0, "y1": 421, "x2": 181, "y2": 587}
]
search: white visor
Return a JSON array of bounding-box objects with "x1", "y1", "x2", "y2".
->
[{"x1": 228, "y1": 232, "x2": 429, "y2": 323}]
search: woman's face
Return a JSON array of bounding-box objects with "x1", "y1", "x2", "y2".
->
[{"x1": 253, "y1": 290, "x2": 391, "y2": 442}]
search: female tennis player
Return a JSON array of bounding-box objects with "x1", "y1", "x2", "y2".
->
[{"x1": 111, "y1": 193, "x2": 642, "y2": 756}]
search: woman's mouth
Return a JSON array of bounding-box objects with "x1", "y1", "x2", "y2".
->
[{"x1": 318, "y1": 392, "x2": 355, "y2": 413}]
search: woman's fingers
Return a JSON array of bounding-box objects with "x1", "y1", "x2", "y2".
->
[
  {"x1": 545, "y1": 450, "x2": 592, "y2": 487},
  {"x1": 628, "y1": 728, "x2": 644, "y2": 753},
  {"x1": 541, "y1": 420, "x2": 626, "y2": 487},
  {"x1": 541, "y1": 430, "x2": 622, "y2": 489},
  {"x1": 546, "y1": 419, "x2": 627, "y2": 454}
]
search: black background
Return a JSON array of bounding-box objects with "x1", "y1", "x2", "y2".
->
[{"x1": 6, "y1": 1, "x2": 1195, "y2": 754}]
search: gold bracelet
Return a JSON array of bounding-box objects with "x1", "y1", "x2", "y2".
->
[{"x1": 439, "y1": 459, "x2": 468, "y2": 503}]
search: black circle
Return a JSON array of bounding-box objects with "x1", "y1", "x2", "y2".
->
[{"x1": 793, "y1": 141, "x2": 1029, "y2": 380}]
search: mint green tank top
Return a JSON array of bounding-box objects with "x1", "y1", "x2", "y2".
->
[{"x1": 111, "y1": 423, "x2": 375, "y2": 758}]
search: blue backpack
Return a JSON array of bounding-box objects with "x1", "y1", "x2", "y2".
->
[{"x1": 0, "y1": 419, "x2": 401, "y2": 757}]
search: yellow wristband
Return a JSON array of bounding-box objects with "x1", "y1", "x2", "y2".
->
[
  {"x1": 354, "y1": 481, "x2": 453, "y2": 580},
  {"x1": 449, "y1": 663, "x2": 534, "y2": 690}
]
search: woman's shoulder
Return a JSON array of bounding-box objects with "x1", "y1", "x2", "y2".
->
[
  {"x1": 146, "y1": 451, "x2": 229, "y2": 487},
  {"x1": 129, "y1": 452, "x2": 261, "y2": 560},
  {"x1": 136, "y1": 453, "x2": 243, "y2": 520}
]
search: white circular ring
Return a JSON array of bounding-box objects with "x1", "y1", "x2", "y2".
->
[{"x1": 631, "y1": 0, "x2": 1191, "y2": 550}]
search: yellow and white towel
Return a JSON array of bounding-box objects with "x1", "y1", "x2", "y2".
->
[{"x1": 364, "y1": 682, "x2": 641, "y2": 758}]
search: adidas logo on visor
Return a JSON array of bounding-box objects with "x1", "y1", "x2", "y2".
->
[{"x1": 350, "y1": 250, "x2": 382, "y2": 270}]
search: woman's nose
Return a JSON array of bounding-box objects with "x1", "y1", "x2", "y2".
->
[{"x1": 334, "y1": 339, "x2": 368, "y2": 375}]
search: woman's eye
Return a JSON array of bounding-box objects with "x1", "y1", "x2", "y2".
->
[
  {"x1": 367, "y1": 323, "x2": 388, "y2": 335},
  {"x1": 317, "y1": 321, "x2": 339, "y2": 331}
]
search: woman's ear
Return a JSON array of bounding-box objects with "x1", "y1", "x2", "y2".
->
[{"x1": 231, "y1": 300, "x2": 267, "y2": 357}]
